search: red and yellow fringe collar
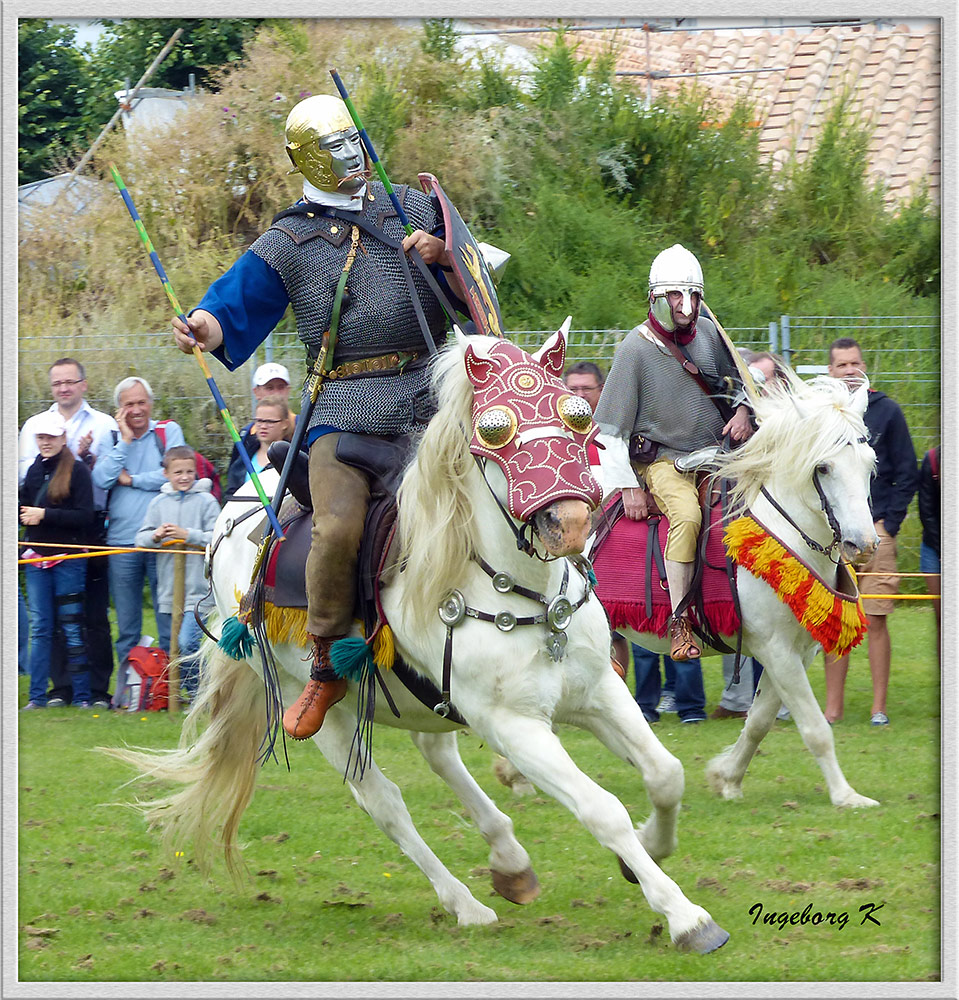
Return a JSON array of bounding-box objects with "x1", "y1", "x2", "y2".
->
[{"x1": 723, "y1": 514, "x2": 866, "y2": 657}]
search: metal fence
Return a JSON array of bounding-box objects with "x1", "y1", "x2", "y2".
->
[{"x1": 18, "y1": 313, "x2": 939, "y2": 580}]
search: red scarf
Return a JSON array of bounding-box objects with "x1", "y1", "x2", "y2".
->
[{"x1": 647, "y1": 310, "x2": 697, "y2": 346}]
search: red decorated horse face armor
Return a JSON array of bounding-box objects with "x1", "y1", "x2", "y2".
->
[{"x1": 465, "y1": 328, "x2": 602, "y2": 522}]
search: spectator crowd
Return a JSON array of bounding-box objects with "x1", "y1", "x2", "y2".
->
[
  {"x1": 18, "y1": 342, "x2": 936, "y2": 728},
  {"x1": 18, "y1": 360, "x2": 293, "y2": 711}
]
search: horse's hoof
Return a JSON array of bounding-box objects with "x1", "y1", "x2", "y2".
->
[
  {"x1": 674, "y1": 918, "x2": 730, "y2": 954},
  {"x1": 836, "y1": 793, "x2": 880, "y2": 809},
  {"x1": 491, "y1": 866, "x2": 540, "y2": 904},
  {"x1": 617, "y1": 855, "x2": 639, "y2": 883}
]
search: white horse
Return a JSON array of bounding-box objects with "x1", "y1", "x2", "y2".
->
[
  {"x1": 599, "y1": 371, "x2": 880, "y2": 808},
  {"x1": 104, "y1": 325, "x2": 729, "y2": 954}
]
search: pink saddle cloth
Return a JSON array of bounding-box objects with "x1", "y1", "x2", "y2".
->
[{"x1": 591, "y1": 496, "x2": 741, "y2": 639}]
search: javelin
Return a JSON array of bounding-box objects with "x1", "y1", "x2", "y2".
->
[
  {"x1": 329, "y1": 68, "x2": 414, "y2": 236},
  {"x1": 109, "y1": 163, "x2": 285, "y2": 539}
]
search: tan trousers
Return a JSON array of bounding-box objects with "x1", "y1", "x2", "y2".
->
[
  {"x1": 305, "y1": 432, "x2": 372, "y2": 637},
  {"x1": 641, "y1": 457, "x2": 701, "y2": 563}
]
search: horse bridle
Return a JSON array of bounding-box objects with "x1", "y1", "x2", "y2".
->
[
  {"x1": 756, "y1": 437, "x2": 868, "y2": 561},
  {"x1": 473, "y1": 455, "x2": 558, "y2": 561}
]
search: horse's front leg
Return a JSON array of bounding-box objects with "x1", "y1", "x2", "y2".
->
[
  {"x1": 474, "y1": 707, "x2": 729, "y2": 953},
  {"x1": 761, "y1": 647, "x2": 879, "y2": 809},
  {"x1": 410, "y1": 731, "x2": 540, "y2": 904},
  {"x1": 566, "y1": 672, "x2": 684, "y2": 865},
  {"x1": 704, "y1": 677, "x2": 782, "y2": 800},
  {"x1": 311, "y1": 708, "x2": 498, "y2": 926},
  {"x1": 706, "y1": 642, "x2": 879, "y2": 809}
]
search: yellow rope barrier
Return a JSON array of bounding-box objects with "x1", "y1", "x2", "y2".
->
[
  {"x1": 859, "y1": 594, "x2": 939, "y2": 601},
  {"x1": 18, "y1": 542, "x2": 205, "y2": 565}
]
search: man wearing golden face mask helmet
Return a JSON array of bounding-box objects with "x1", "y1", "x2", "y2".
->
[{"x1": 173, "y1": 94, "x2": 472, "y2": 739}]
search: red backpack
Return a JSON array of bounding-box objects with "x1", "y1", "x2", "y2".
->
[
  {"x1": 155, "y1": 420, "x2": 222, "y2": 501},
  {"x1": 125, "y1": 645, "x2": 170, "y2": 711}
]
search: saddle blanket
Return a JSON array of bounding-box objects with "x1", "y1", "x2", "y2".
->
[{"x1": 591, "y1": 497, "x2": 740, "y2": 639}]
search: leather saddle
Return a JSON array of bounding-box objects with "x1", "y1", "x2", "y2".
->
[{"x1": 262, "y1": 435, "x2": 465, "y2": 723}]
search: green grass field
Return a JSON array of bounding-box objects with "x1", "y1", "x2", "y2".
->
[{"x1": 17, "y1": 604, "x2": 941, "y2": 986}]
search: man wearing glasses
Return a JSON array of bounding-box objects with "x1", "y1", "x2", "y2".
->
[{"x1": 18, "y1": 358, "x2": 119, "y2": 708}]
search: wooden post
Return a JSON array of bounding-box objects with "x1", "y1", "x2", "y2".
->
[
  {"x1": 169, "y1": 550, "x2": 185, "y2": 714},
  {"x1": 63, "y1": 27, "x2": 184, "y2": 190}
]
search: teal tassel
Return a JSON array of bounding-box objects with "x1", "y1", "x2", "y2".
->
[
  {"x1": 218, "y1": 615, "x2": 256, "y2": 660},
  {"x1": 330, "y1": 636, "x2": 373, "y2": 682},
  {"x1": 587, "y1": 567, "x2": 597, "y2": 587}
]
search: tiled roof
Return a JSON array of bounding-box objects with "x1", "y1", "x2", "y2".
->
[{"x1": 467, "y1": 20, "x2": 940, "y2": 207}]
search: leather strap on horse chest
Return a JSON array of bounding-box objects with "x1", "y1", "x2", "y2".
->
[{"x1": 435, "y1": 556, "x2": 594, "y2": 716}]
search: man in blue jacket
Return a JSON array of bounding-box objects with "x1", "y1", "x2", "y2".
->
[
  {"x1": 823, "y1": 338, "x2": 918, "y2": 726},
  {"x1": 92, "y1": 376, "x2": 185, "y2": 703}
]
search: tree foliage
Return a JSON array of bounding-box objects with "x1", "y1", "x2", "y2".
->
[
  {"x1": 18, "y1": 17, "x2": 263, "y2": 183},
  {"x1": 18, "y1": 17, "x2": 940, "y2": 348},
  {"x1": 18, "y1": 19, "x2": 92, "y2": 184}
]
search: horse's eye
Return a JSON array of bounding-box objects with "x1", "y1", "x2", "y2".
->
[
  {"x1": 475, "y1": 406, "x2": 517, "y2": 449},
  {"x1": 816, "y1": 463, "x2": 830, "y2": 475},
  {"x1": 557, "y1": 393, "x2": 594, "y2": 434}
]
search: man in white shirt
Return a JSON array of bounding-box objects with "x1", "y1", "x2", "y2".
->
[{"x1": 18, "y1": 358, "x2": 119, "y2": 707}]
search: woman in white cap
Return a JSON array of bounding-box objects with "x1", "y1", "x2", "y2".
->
[{"x1": 19, "y1": 411, "x2": 96, "y2": 709}]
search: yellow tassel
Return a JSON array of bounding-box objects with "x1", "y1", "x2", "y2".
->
[
  {"x1": 262, "y1": 604, "x2": 309, "y2": 647},
  {"x1": 373, "y1": 623, "x2": 396, "y2": 670}
]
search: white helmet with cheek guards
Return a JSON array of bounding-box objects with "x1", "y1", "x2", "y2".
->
[{"x1": 648, "y1": 243, "x2": 704, "y2": 332}]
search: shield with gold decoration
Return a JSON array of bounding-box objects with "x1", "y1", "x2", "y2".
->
[{"x1": 418, "y1": 172, "x2": 504, "y2": 338}]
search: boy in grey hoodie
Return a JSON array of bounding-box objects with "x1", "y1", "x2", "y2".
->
[{"x1": 135, "y1": 446, "x2": 220, "y2": 697}]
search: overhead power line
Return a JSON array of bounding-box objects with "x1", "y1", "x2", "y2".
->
[{"x1": 456, "y1": 18, "x2": 883, "y2": 37}]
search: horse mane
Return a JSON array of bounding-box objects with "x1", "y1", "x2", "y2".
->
[
  {"x1": 396, "y1": 335, "x2": 483, "y2": 630},
  {"x1": 714, "y1": 371, "x2": 872, "y2": 513}
]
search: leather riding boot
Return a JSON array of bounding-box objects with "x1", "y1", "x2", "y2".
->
[
  {"x1": 663, "y1": 558, "x2": 694, "y2": 616},
  {"x1": 282, "y1": 634, "x2": 348, "y2": 740},
  {"x1": 669, "y1": 615, "x2": 702, "y2": 662}
]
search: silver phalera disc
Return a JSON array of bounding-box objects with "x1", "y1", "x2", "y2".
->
[
  {"x1": 546, "y1": 595, "x2": 574, "y2": 631},
  {"x1": 494, "y1": 610, "x2": 517, "y2": 632},
  {"x1": 492, "y1": 571, "x2": 515, "y2": 594},
  {"x1": 438, "y1": 590, "x2": 466, "y2": 626}
]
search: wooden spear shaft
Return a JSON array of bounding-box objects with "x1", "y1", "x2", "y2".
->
[{"x1": 65, "y1": 27, "x2": 184, "y2": 189}]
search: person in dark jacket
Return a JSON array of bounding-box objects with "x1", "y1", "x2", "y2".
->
[
  {"x1": 918, "y1": 444, "x2": 940, "y2": 668},
  {"x1": 823, "y1": 338, "x2": 919, "y2": 726},
  {"x1": 19, "y1": 411, "x2": 95, "y2": 709}
]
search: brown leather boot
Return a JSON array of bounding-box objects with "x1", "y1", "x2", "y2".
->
[
  {"x1": 282, "y1": 634, "x2": 348, "y2": 740},
  {"x1": 669, "y1": 616, "x2": 702, "y2": 662}
]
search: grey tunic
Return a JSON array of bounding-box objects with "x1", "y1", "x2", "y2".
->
[{"x1": 593, "y1": 317, "x2": 741, "y2": 464}]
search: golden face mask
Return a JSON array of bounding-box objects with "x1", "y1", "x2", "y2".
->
[{"x1": 284, "y1": 95, "x2": 368, "y2": 193}]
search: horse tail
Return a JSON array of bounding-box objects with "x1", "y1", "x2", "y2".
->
[{"x1": 99, "y1": 636, "x2": 265, "y2": 883}]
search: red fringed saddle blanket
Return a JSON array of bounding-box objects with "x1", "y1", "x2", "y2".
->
[{"x1": 591, "y1": 495, "x2": 740, "y2": 639}]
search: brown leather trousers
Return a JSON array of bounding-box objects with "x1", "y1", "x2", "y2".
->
[{"x1": 305, "y1": 432, "x2": 371, "y2": 637}]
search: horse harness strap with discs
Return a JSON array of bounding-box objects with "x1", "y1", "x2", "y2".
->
[{"x1": 434, "y1": 555, "x2": 595, "y2": 718}]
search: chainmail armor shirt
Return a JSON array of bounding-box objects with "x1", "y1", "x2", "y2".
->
[
  {"x1": 593, "y1": 317, "x2": 740, "y2": 463},
  {"x1": 199, "y1": 182, "x2": 450, "y2": 436}
]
